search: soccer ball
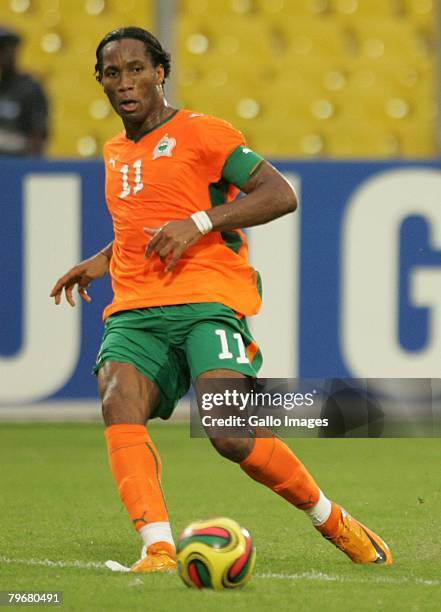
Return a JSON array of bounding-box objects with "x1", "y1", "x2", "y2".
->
[{"x1": 176, "y1": 517, "x2": 256, "y2": 590}]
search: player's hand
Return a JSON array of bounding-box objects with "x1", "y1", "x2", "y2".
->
[
  {"x1": 50, "y1": 252, "x2": 109, "y2": 307},
  {"x1": 144, "y1": 219, "x2": 203, "y2": 272}
]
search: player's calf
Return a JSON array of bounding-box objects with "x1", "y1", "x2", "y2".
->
[{"x1": 209, "y1": 436, "x2": 253, "y2": 463}]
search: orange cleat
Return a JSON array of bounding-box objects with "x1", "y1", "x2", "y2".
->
[
  {"x1": 316, "y1": 503, "x2": 393, "y2": 565},
  {"x1": 130, "y1": 541, "x2": 177, "y2": 573}
]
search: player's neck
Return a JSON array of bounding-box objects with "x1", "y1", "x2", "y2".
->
[{"x1": 123, "y1": 100, "x2": 176, "y2": 140}]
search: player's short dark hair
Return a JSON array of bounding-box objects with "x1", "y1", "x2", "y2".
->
[{"x1": 94, "y1": 26, "x2": 171, "y2": 83}]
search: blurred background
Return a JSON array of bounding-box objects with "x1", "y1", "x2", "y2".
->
[
  {"x1": 1, "y1": 0, "x2": 438, "y2": 158},
  {"x1": 0, "y1": 0, "x2": 440, "y2": 423}
]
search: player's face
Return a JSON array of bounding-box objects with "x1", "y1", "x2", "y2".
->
[{"x1": 100, "y1": 38, "x2": 165, "y2": 124}]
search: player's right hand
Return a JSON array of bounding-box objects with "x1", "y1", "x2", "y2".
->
[{"x1": 50, "y1": 252, "x2": 109, "y2": 307}]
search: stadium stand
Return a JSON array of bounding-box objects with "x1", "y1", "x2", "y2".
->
[
  {"x1": 1, "y1": 0, "x2": 437, "y2": 157},
  {"x1": 177, "y1": 0, "x2": 437, "y2": 157}
]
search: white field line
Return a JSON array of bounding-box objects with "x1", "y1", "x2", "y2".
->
[
  {"x1": 0, "y1": 556, "x2": 104, "y2": 570},
  {"x1": 257, "y1": 571, "x2": 440, "y2": 587},
  {"x1": 0, "y1": 557, "x2": 439, "y2": 587}
]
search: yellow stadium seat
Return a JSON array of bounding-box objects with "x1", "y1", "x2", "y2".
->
[
  {"x1": 255, "y1": 0, "x2": 332, "y2": 17},
  {"x1": 323, "y1": 116, "x2": 436, "y2": 157},
  {"x1": 333, "y1": 0, "x2": 434, "y2": 26},
  {"x1": 242, "y1": 117, "x2": 327, "y2": 157},
  {"x1": 348, "y1": 18, "x2": 434, "y2": 66},
  {"x1": 334, "y1": 0, "x2": 402, "y2": 19},
  {"x1": 396, "y1": 119, "x2": 437, "y2": 155},
  {"x1": 49, "y1": 119, "x2": 98, "y2": 158},
  {"x1": 177, "y1": 55, "x2": 277, "y2": 104},
  {"x1": 348, "y1": 58, "x2": 434, "y2": 94},
  {"x1": 180, "y1": 0, "x2": 335, "y2": 18},
  {"x1": 178, "y1": 0, "x2": 257, "y2": 16},
  {"x1": 178, "y1": 15, "x2": 284, "y2": 65},
  {"x1": 401, "y1": 0, "x2": 435, "y2": 25},
  {"x1": 274, "y1": 18, "x2": 355, "y2": 63},
  {"x1": 60, "y1": 0, "x2": 154, "y2": 24}
]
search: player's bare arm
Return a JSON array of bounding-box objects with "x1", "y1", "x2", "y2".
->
[
  {"x1": 145, "y1": 162, "x2": 297, "y2": 271},
  {"x1": 50, "y1": 242, "x2": 113, "y2": 306},
  {"x1": 210, "y1": 161, "x2": 297, "y2": 230}
]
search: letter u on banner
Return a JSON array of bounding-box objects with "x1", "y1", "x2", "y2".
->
[{"x1": 0, "y1": 174, "x2": 81, "y2": 403}]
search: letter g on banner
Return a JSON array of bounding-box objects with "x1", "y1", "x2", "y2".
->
[
  {"x1": 0, "y1": 174, "x2": 81, "y2": 403},
  {"x1": 342, "y1": 169, "x2": 441, "y2": 377}
]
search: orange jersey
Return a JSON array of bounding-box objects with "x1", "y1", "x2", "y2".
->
[{"x1": 102, "y1": 109, "x2": 264, "y2": 320}]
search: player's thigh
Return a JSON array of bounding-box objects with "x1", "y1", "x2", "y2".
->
[
  {"x1": 98, "y1": 361, "x2": 160, "y2": 425},
  {"x1": 194, "y1": 368, "x2": 248, "y2": 419},
  {"x1": 194, "y1": 368, "x2": 248, "y2": 417},
  {"x1": 94, "y1": 309, "x2": 172, "y2": 424}
]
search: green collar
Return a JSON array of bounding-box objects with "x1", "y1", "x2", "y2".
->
[{"x1": 126, "y1": 109, "x2": 179, "y2": 143}]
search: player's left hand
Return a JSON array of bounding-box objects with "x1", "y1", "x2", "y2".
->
[{"x1": 144, "y1": 219, "x2": 203, "y2": 272}]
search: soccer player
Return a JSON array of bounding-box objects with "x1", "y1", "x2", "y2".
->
[{"x1": 50, "y1": 27, "x2": 392, "y2": 572}]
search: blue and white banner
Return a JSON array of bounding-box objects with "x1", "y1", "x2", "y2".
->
[{"x1": 1, "y1": 159, "x2": 440, "y2": 404}]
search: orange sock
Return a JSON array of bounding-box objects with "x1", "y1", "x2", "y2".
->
[
  {"x1": 316, "y1": 502, "x2": 341, "y2": 537},
  {"x1": 240, "y1": 436, "x2": 320, "y2": 509},
  {"x1": 104, "y1": 424, "x2": 169, "y2": 530}
]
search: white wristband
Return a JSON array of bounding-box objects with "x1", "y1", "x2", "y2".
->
[{"x1": 191, "y1": 211, "x2": 213, "y2": 235}]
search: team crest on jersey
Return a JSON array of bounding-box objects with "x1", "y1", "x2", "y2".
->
[{"x1": 152, "y1": 134, "x2": 176, "y2": 159}]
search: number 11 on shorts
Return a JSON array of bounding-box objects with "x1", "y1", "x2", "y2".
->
[{"x1": 215, "y1": 329, "x2": 249, "y2": 363}]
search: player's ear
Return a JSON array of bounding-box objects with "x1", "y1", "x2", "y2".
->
[{"x1": 155, "y1": 64, "x2": 165, "y2": 86}]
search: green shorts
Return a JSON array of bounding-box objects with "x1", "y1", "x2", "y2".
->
[{"x1": 93, "y1": 303, "x2": 262, "y2": 420}]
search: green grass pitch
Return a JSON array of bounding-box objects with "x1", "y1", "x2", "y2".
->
[{"x1": 0, "y1": 423, "x2": 440, "y2": 611}]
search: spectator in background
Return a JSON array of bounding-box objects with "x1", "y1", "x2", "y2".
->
[{"x1": 0, "y1": 26, "x2": 49, "y2": 156}]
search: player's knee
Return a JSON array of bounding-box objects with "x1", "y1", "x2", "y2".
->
[
  {"x1": 210, "y1": 437, "x2": 253, "y2": 463},
  {"x1": 101, "y1": 385, "x2": 144, "y2": 425},
  {"x1": 98, "y1": 363, "x2": 159, "y2": 425},
  {"x1": 101, "y1": 386, "x2": 126, "y2": 424}
]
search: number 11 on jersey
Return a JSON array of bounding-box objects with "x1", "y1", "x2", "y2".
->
[{"x1": 119, "y1": 159, "x2": 144, "y2": 198}]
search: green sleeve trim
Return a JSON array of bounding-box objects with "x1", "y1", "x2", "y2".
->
[{"x1": 222, "y1": 145, "x2": 265, "y2": 190}]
